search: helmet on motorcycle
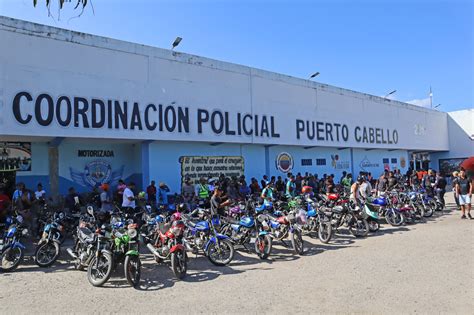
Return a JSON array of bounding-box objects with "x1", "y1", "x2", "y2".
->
[
  {"x1": 302, "y1": 186, "x2": 313, "y2": 194},
  {"x1": 177, "y1": 203, "x2": 188, "y2": 213},
  {"x1": 357, "y1": 176, "x2": 365, "y2": 183},
  {"x1": 171, "y1": 211, "x2": 182, "y2": 222}
]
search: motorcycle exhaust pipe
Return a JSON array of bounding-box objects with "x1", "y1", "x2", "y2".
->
[
  {"x1": 183, "y1": 240, "x2": 193, "y2": 252},
  {"x1": 146, "y1": 243, "x2": 167, "y2": 259},
  {"x1": 66, "y1": 248, "x2": 78, "y2": 259}
]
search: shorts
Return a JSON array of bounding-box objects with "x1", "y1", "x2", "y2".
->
[{"x1": 459, "y1": 194, "x2": 471, "y2": 206}]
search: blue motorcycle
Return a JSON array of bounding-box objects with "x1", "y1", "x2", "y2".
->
[
  {"x1": 221, "y1": 211, "x2": 273, "y2": 259},
  {"x1": 0, "y1": 215, "x2": 28, "y2": 272},
  {"x1": 182, "y1": 209, "x2": 235, "y2": 266}
]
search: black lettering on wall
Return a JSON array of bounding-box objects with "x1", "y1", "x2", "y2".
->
[
  {"x1": 130, "y1": 102, "x2": 143, "y2": 130},
  {"x1": 197, "y1": 109, "x2": 209, "y2": 133},
  {"x1": 144, "y1": 104, "x2": 157, "y2": 131},
  {"x1": 91, "y1": 99, "x2": 105, "y2": 128},
  {"x1": 56, "y1": 96, "x2": 72, "y2": 127},
  {"x1": 12, "y1": 92, "x2": 33, "y2": 124},
  {"x1": 35, "y1": 93, "x2": 54, "y2": 126},
  {"x1": 114, "y1": 100, "x2": 128, "y2": 129},
  {"x1": 178, "y1": 107, "x2": 189, "y2": 133}
]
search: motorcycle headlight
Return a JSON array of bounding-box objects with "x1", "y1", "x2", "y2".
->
[
  {"x1": 22, "y1": 229, "x2": 29, "y2": 236},
  {"x1": 127, "y1": 228, "x2": 137, "y2": 239}
]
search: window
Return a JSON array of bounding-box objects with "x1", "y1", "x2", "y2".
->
[
  {"x1": 383, "y1": 158, "x2": 389, "y2": 164},
  {"x1": 391, "y1": 158, "x2": 397, "y2": 164},
  {"x1": 316, "y1": 158, "x2": 326, "y2": 166},
  {"x1": 301, "y1": 159, "x2": 312, "y2": 166}
]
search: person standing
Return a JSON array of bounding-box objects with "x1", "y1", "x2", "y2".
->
[
  {"x1": 122, "y1": 182, "x2": 136, "y2": 211},
  {"x1": 325, "y1": 175, "x2": 335, "y2": 194},
  {"x1": 376, "y1": 172, "x2": 388, "y2": 196},
  {"x1": 456, "y1": 170, "x2": 473, "y2": 219},
  {"x1": 341, "y1": 173, "x2": 352, "y2": 192},
  {"x1": 452, "y1": 171, "x2": 461, "y2": 210},
  {"x1": 195, "y1": 177, "x2": 210, "y2": 203},
  {"x1": 0, "y1": 186, "x2": 11, "y2": 217},
  {"x1": 275, "y1": 176, "x2": 285, "y2": 196},
  {"x1": 434, "y1": 172, "x2": 447, "y2": 210},
  {"x1": 100, "y1": 184, "x2": 113, "y2": 213},
  {"x1": 340, "y1": 171, "x2": 347, "y2": 185},
  {"x1": 286, "y1": 175, "x2": 296, "y2": 199},
  {"x1": 182, "y1": 177, "x2": 195, "y2": 208},
  {"x1": 157, "y1": 182, "x2": 170, "y2": 207},
  {"x1": 261, "y1": 181, "x2": 274, "y2": 206},
  {"x1": 34, "y1": 183, "x2": 46, "y2": 200},
  {"x1": 116, "y1": 179, "x2": 126, "y2": 203},
  {"x1": 12, "y1": 183, "x2": 33, "y2": 229},
  {"x1": 146, "y1": 180, "x2": 157, "y2": 207}
]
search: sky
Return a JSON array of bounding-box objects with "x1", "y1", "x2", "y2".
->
[{"x1": 0, "y1": 0, "x2": 472, "y2": 112}]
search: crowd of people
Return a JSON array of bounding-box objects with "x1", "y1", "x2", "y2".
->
[{"x1": 0, "y1": 166, "x2": 472, "y2": 233}]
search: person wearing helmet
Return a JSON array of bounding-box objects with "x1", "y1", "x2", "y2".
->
[{"x1": 261, "y1": 181, "x2": 274, "y2": 206}]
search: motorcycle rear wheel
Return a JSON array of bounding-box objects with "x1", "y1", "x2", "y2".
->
[
  {"x1": 87, "y1": 252, "x2": 113, "y2": 287},
  {"x1": 290, "y1": 229, "x2": 305, "y2": 255},
  {"x1": 368, "y1": 219, "x2": 380, "y2": 232},
  {"x1": 1, "y1": 247, "x2": 24, "y2": 272},
  {"x1": 318, "y1": 221, "x2": 332, "y2": 244},
  {"x1": 349, "y1": 219, "x2": 369, "y2": 237},
  {"x1": 254, "y1": 234, "x2": 272, "y2": 259},
  {"x1": 171, "y1": 250, "x2": 187, "y2": 280},
  {"x1": 124, "y1": 255, "x2": 141, "y2": 287},
  {"x1": 35, "y1": 241, "x2": 60, "y2": 267}
]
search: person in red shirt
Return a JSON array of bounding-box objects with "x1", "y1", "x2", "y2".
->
[{"x1": 0, "y1": 186, "x2": 11, "y2": 221}]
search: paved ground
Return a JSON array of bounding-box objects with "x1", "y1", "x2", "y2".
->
[{"x1": 1, "y1": 192, "x2": 473, "y2": 314}]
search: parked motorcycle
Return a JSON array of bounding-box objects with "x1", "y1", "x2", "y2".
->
[{"x1": 0, "y1": 215, "x2": 28, "y2": 272}]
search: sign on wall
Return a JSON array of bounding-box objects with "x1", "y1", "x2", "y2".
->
[
  {"x1": 180, "y1": 156, "x2": 244, "y2": 184},
  {"x1": 69, "y1": 160, "x2": 124, "y2": 189},
  {"x1": 276, "y1": 152, "x2": 294, "y2": 173},
  {"x1": 330, "y1": 154, "x2": 350, "y2": 170},
  {"x1": 0, "y1": 142, "x2": 32, "y2": 172},
  {"x1": 439, "y1": 158, "x2": 466, "y2": 176}
]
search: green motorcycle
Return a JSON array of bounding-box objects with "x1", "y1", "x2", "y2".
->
[{"x1": 87, "y1": 221, "x2": 141, "y2": 288}]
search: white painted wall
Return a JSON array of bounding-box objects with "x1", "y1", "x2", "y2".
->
[{"x1": 0, "y1": 16, "x2": 448, "y2": 151}]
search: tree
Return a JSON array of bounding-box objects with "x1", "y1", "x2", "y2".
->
[{"x1": 33, "y1": 0, "x2": 92, "y2": 19}]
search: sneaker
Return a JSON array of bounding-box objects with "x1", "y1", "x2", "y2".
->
[
  {"x1": 461, "y1": 215, "x2": 467, "y2": 219},
  {"x1": 468, "y1": 214, "x2": 473, "y2": 220}
]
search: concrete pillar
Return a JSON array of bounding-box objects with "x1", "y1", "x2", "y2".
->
[
  {"x1": 48, "y1": 146, "x2": 59, "y2": 199},
  {"x1": 141, "y1": 141, "x2": 151, "y2": 190}
]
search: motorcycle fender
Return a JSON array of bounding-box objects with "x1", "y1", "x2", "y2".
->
[
  {"x1": 125, "y1": 249, "x2": 139, "y2": 256},
  {"x1": 170, "y1": 244, "x2": 185, "y2": 253},
  {"x1": 215, "y1": 233, "x2": 229, "y2": 240},
  {"x1": 12, "y1": 242, "x2": 26, "y2": 250},
  {"x1": 204, "y1": 236, "x2": 227, "y2": 252}
]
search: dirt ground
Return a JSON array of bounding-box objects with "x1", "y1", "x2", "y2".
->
[{"x1": 1, "y1": 192, "x2": 473, "y2": 314}]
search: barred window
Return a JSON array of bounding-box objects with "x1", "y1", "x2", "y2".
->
[
  {"x1": 316, "y1": 158, "x2": 326, "y2": 166},
  {"x1": 383, "y1": 158, "x2": 389, "y2": 164},
  {"x1": 391, "y1": 158, "x2": 397, "y2": 164},
  {"x1": 301, "y1": 159, "x2": 313, "y2": 166}
]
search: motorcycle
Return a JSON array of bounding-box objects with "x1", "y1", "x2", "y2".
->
[
  {"x1": 221, "y1": 209, "x2": 273, "y2": 260},
  {"x1": 182, "y1": 209, "x2": 235, "y2": 266},
  {"x1": 361, "y1": 202, "x2": 380, "y2": 232},
  {"x1": 35, "y1": 211, "x2": 70, "y2": 267},
  {"x1": 266, "y1": 205, "x2": 307, "y2": 255},
  {"x1": 370, "y1": 194, "x2": 404, "y2": 226},
  {"x1": 0, "y1": 215, "x2": 28, "y2": 272},
  {"x1": 329, "y1": 200, "x2": 369, "y2": 238},
  {"x1": 142, "y1": 212, "x2": 188, "y2": 279},
  {"x1": 300, "y1": 197, "x2": 333, "y2": 244},
  {"x1": 87, "y1": 215, "x2": 141, "y2": 287}
]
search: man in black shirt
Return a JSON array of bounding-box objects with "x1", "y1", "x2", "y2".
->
[
  {"x1": 435, "y1": 172, "x2": 447, "y2": 209},
  {"x1": 210, "y1": 186, "x2": 231, "y2": 216}
]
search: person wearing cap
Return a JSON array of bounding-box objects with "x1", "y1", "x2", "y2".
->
[
  {"x1": 210, "y1": 186, "x2": 231, "y2": 216},
  {"x1": 100, "y1": 183, "x2": 113, "y2": 213}
]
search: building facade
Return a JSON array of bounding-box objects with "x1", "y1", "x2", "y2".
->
[{"x1": 0, "y1": 16, "x2": 461, "y2": 197}]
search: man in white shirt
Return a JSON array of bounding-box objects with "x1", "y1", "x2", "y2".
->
[
  {"x1": 34, "y1": 183, "x2": 46, "y2": 200},
  {"x1": 122, "y1": 182, "x2": 136, "y2": 209}
]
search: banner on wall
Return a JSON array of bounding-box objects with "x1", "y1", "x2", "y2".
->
[
  {"x1": 180, "y1": 156, "x2": 244, "y2": 184},
  {"x1": 0, "y1": 142, "x2": 32, "y2": 172},
  {"x1": 439, "y1": 158, "x2": 466, "y2": 176},
  {"x1": 330, "y1": 154, "x2": 350, "y2": 170},
  {"x1": 69, "y1": 160, "x2": 124, "y2": 189}
]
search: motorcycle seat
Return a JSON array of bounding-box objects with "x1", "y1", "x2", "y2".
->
[{"x1": 332, "y1": 206, "x2": 344, "y2": 214}]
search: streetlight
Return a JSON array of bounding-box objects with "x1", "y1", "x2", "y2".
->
[
  {"x1": 309, "y1": 72, "x2": 320, "y2": 79},
  {"x1": 384, "y1": 90, "x2": 397, "y2": 98},
  {"x1": 172, "y1": 37, "x2": 182, "y2": 50}
]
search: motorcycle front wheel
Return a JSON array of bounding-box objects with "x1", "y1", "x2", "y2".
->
[
  {"x1": 254, "y1": 234, "x2": 272, "y2": 259},
  {"x1": 171, "y1": 250, "x2": 187, "y2": 280},
  {"x1": 87, "y1": 252, "x2": 113, "y2": 287},
  {"x1": 290, "y1": 229, "x2": 305, "y2": 255},
  {"x1": 206, "y1": 239, "x2": 234, "y2": 266},
  {"x1": 423, "y1": 202, "x2": 435, "y2": 217},
  {"x1": 368, "y1": 219, "x2": 380, "y2": 232},
  {"x1": 124, "y1": 255, "x2": 141, "y2": 287},
  {"x1": 349, "y1": 218, "x2": 369, "y2": 237},
  {"x1": 1, "y1": 246, "x2": 24, "y2": 272},
  {"x1": 318, "y1": 221, "x2": 332, "y2": 244},
  {"x1": 35, "y1": 241, "x2": 60, "y2": 267},
  {"x1": 385, "y1": 210, "x2": 403, "y2": 226}
]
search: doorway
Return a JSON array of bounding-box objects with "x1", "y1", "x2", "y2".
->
[{"x1": 0, "y1": 171, "x2": 16, "y2": 197}]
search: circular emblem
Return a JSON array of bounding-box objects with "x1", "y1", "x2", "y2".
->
[
  {"x1": 400, "y1": 156, "x2": 406, "y2": 168},
  {"x1": 84, "y1": 160, "x2": 112, "y2": 187},
  {"x1": 276, "y1": 152, "x2": 293, "y2": 173}
]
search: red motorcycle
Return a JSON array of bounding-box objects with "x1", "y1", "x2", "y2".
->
[{"x1": 142, "y1": 212, "x2": 188, "y2": 279}]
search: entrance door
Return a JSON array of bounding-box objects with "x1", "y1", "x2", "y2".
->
[{"x1": 0, "y1": 171, "x2": 16, "y2": 197}]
